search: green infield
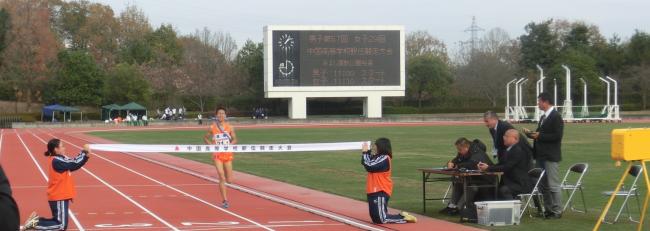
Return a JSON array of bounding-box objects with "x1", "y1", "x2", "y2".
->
[{"x1": 90, "y1": 122, "x2": 650, "y2": 231}]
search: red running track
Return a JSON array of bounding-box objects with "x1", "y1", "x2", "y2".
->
[
  {"x1": 3, "y1": 128, "x2": 368, "y2": 231},
  {"x1": 2, "y1": 126, "x2": 483, "y2": 231}
]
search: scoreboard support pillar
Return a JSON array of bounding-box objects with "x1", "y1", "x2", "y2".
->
[
  {"x1": 289, "y1": 96, "x2": 307, "y2": 119},
  {"x1": 363, "y1": 95, "x2": 382, "y2": 118}
]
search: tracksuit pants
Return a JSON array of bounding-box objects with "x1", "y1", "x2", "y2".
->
[
  {"x1": 367, "y1": 191, "x2": 406, "y2": 224},
  {"x1": 36, "y1": 200, "x2": 69, "y2": 230}
]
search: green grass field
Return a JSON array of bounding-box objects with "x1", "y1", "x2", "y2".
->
[{"x1": 90, "y1": 122, "x2": 650, "y2": 231}]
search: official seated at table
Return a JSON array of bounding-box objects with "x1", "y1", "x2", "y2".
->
[
  {"x1": 439, "y1": 138, "x2": 495, "y2": 215},
  {"x1": 478, "y1": 129, "x2": 533, "y2": 199}
]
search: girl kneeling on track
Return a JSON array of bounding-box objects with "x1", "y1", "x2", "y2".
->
[
  {"x1": 362, "y1": 138, "x2": 417, "y2": 224},
  {"x1": 21, "y1": 139, "x2": 91, "y2": 231}
]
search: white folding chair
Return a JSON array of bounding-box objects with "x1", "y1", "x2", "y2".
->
[
  {"x1": 561, "y1": 163, "x2": 589, "y2": 213},
  {"x1": 602, "y1": 165, "x2": 643, "y2": 224},
  {"x1": 519, "y1": 168, "x2": 546, "y2": 218}
]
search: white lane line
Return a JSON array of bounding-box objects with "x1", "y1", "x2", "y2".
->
[
  {"x1": 24, "y1": 130, "x2": 180, "y2": 231},
  {"x1": 67, "y1": 133, "x2": 385, "y2": 231},
  {"x1": 63, "y1": 223, "x2": 344, "y2": 231},
  {"x1": 14, "y1": 183, "x2": 216, "y2": 189},
  {"x1": 14, "y1": 130, "x2": 85, "y2": 231},
  {"x1": 38, "y1": 130, "x2": 275, "y2": 231},
  {"x1": 268, "y1": 220, "x2": 324, "y2": 224},
  {"x1": 179, "y1": 223, "x2": 345, "y2": 231}
]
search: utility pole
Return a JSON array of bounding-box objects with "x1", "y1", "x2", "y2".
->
[{"x1": 464, "y1": 16, "x2": 484, "y2": 54}]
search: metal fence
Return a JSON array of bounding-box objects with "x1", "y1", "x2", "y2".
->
[{"x1": 0, "y1": 115, "x2": 22, "y2": 128}]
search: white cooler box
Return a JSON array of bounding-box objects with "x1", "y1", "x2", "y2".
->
[{"x1": 474, "y1": 200, "x2": 521, "y2": 226}]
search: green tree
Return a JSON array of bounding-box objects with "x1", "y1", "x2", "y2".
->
[
  {"x1": 147, "y1": 24, "x2": 183, "y2": 65},
  {"x1": 46, "y1": 50, "x2": 104, "y2": 106},
  {"x1": 103, "y1": 63, "x2": 151, "y2": 104},
  {"x1": 407, "y1": 55, "x2": 452, "y2": 108},
  {"x1": 594, "y1": 36, "x2": 625, "y2": 75},
  {"x1": 119, "y1": 37, "x2": 153, "y2": 65},
  {"x1": 0, "y1": 8, "x2": 10, "y2": 55},
  {"x1": 623, "y1": 31, "x2": 650, "y2": 109},
  {"x1": 563, "y1": 23, "x2": 591, "y2": 52},
  {"x1": 235, "y1": 40, "x2": 263, "y2": 98},
  {"x1": 519, "y1": 20, "x2": 561, "y2": 71},
  {"x1": 52, "y1": 0, "x2": 89, "y2": 49},
  {"x1": 625, "y1": 30, "x2": 650, "y2": 66},
  {"x1": 0, "y1": 8, "x2": 11, "y2": 100},
  {"x1": 553, "y1": 49, "x2": 602, "y2": 105},
  {"x1": 117, "y1": 4, "x2": 153, "y2": 65}
]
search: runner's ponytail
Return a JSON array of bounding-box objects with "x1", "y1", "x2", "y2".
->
[{"x1": 44, "y1": 139, "x2": 61, "y2": 156}]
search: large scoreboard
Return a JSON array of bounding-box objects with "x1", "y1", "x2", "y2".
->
[
  {"x1": 264, "y1": 25, "x2": 405, "y2": 118},
  {"x1": 270, "y1": 30, "x2": 401, "y2": 87}
]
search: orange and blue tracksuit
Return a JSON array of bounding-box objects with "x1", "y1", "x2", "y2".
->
[
  {"x1": 37, "y1": 151, "x2": 89, "y2": 231},
  {"x1": 362, "y1": 151, "x2": 406, "y2": 224}
]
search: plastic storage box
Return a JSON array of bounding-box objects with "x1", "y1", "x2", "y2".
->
[{"x1": 474, "y1": 200, "x2": 521, "y2": 226}]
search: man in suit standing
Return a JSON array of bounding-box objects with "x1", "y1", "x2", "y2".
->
[
  {"x1": 483, "y1": 111, "x2": 514, "y2": 161},
  {"x1": 478, "y1": 129, "x2": 533, "y2": 199},
  {"x1": 524, "y1": 92, "x2": 564, "y2": 219}
]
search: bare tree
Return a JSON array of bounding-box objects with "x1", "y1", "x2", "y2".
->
[
  {"x1": 213, "y1": 29, "x2": 237, "y2": 61},
  {"x1": 179, "y1": 28, "x2": 241, "y2": 112},
  {"x1": 139, "y1": 64, "x2": 187, "y2": 107},
  {"x1": 117, "y1": 4, "x2": 151, "y2": 46},
  {"x1": 52, "y1": 1, "x2": 120, "y2": 68},
  {"x1": 0, "y1": 0, "x2": 59, "y2": 112},
  {"x1": 454, "y1": 28, "x2": 520, "y2": 107},
  {"x1": 406, "y1": 30, "x2": 449, "y2": 63}
]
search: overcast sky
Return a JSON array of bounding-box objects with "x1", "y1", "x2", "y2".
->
[{"x1": 90, "y1": 0, "x2": 650, "y2": 50}]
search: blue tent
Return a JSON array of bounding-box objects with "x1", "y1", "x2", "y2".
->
[{"x1": 42, "y1": 104, "x2": 81, "y2": 122}]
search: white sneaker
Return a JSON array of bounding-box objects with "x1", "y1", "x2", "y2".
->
[
  {"x1": 400, "y1": 211, "x2": 417, "y2": 223},
  {"x1": 21, "y1": 212, "x2": 38, "y2": 230}
]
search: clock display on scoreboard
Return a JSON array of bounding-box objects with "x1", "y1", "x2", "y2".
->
[{"x1": 272, "y1": 30, "x2": 401, "y2": 87}]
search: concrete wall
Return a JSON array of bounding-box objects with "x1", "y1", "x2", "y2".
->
[{"x1": 0, "y1": 100, "x2": 43, "y2": 113}]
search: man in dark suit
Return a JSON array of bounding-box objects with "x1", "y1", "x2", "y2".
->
[
  {"x1": 1, "y1": 165, "x2": 20, "y2": 230},
  {"x1": 478, "y1": 129, "x2": 533, "y2": 199},
  {"x1": 483, "y1": 111, "x2": 514, "y2": 161},
  {"x1": 524, "y1": 92, "x2": 564, "y2": 219}
]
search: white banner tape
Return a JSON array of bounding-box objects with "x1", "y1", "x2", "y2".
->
[{"x1": 89, "y1": 141, "x2": 370, "y2": 153}]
